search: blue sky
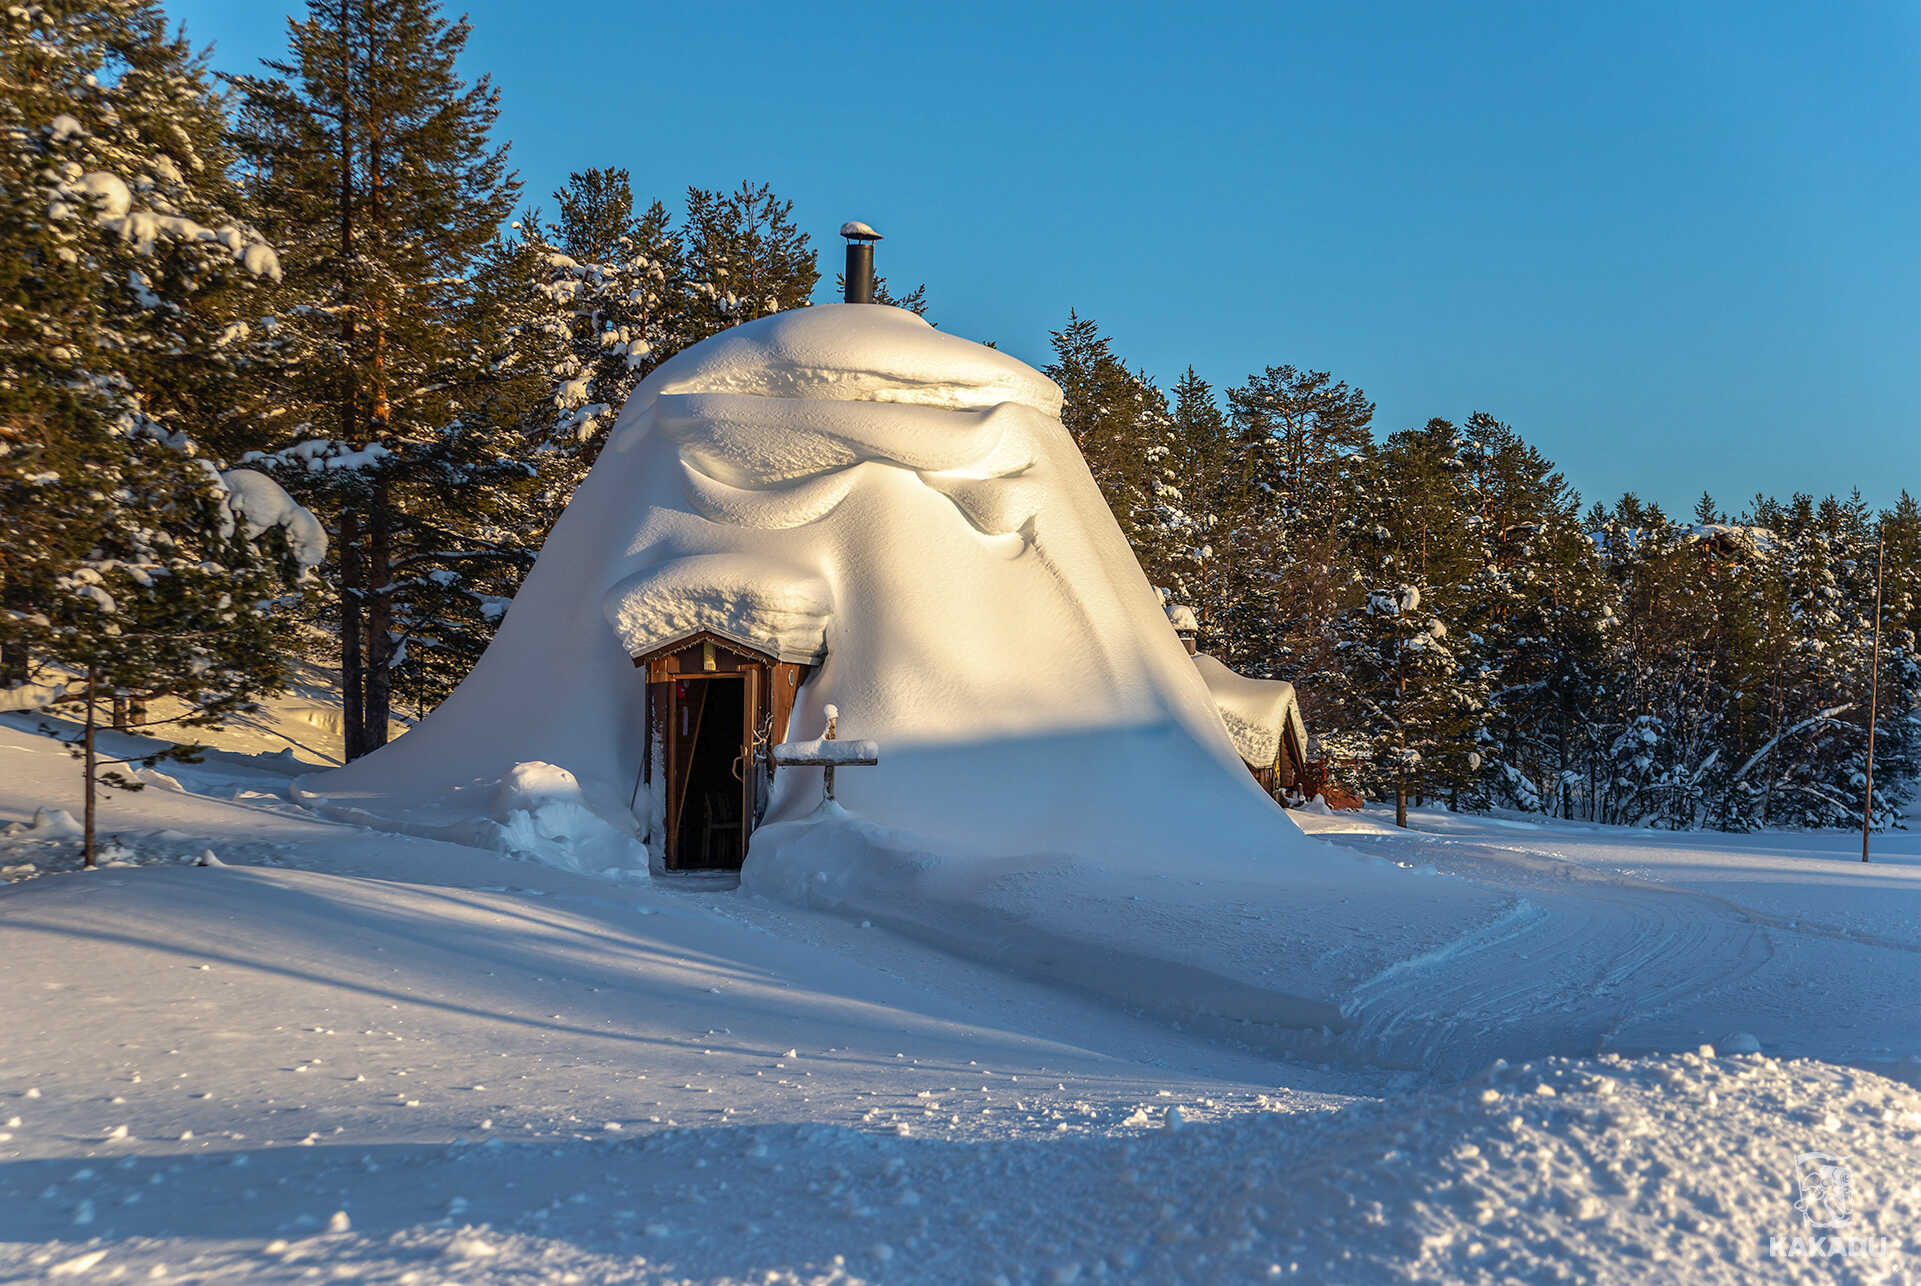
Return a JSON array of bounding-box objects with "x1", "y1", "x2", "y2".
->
[{"x1": 172, "y1": 0, "x2": 1919, "y2": 515}]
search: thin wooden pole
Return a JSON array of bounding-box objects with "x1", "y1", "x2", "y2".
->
[
  {"x1": 83, "y1": 665, "x2": 97, "y2": 869},
  {"x1": 1862, "y1": 526, "x2": 1884, "y2": 863}
]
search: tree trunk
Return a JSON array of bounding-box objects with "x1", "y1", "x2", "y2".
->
[
  {"x1": 334, "y1": 0, "x2": 362, "y2": 761},
  {"x1": 340, "y1": 507, "x2": 365, "y2": 761},
  {"x1": 1395, "y1": 784, "x2": 1408, "y2": 829},
  {"x1": 1863, "y1": 527, "x2": 1885, "y2": 863},
  {"x1": 361, "y1": 38, "x2": 393, "y2": 754},
  {"x1": 364, "y1": 481, "x2": 393, "y2": 751},
  {"x1": 83, "y1": 667, "x2": 98, "y2": 868}
]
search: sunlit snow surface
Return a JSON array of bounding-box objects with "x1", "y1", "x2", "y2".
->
[{"x1": 2, "y1": 717, "x2": 1918, "y2": 1283}]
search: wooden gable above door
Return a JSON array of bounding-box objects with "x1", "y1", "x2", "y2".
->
[{"x1": 634, "y1": 630, "x2": 776, "y2": 681}]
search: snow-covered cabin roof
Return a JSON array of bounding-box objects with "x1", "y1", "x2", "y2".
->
[{"x1": 1192, "y1": 653, "x2": 1307, "y2": 769}]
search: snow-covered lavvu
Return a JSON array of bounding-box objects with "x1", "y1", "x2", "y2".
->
[{"x1": 4, "y1": 304, "x2": 1919, "y2": 1284}]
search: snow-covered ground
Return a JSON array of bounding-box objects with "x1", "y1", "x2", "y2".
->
[{"x1": 3, "y1": 715, "x2": 1918, "y2": 1283}]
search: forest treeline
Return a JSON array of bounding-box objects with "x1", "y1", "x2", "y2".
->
[
  {"x1": 2, "y1": 0, "x2": 1914, "y2": 833},
  {"x1": 1049, "y1": 318, "x2": 1919, "y2": 830}
]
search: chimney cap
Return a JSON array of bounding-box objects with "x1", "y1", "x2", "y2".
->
[{"x1": 840, "y1": 220, "x2": 882, "y2": 242}]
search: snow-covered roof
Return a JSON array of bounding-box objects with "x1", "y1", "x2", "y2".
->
[
  {"x1": 1165, "y1": 605, "x2": 1198, "y2": 632},
  {"x1": 1191, "y1": 653, "x2": 1306, "y2": 769},
  {"x1": 603, "y1": 555, "x2": 829, "y2": 665}
]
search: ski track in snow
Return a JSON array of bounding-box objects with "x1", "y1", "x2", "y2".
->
[
  {"x1": 2, "y1": 718, "x2": 1919, "y2": 1282},
  {"x1": 1333, "y1": 836, "x2": 1775, "y2": 1074}
]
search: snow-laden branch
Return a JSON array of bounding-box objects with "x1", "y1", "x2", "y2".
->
[{"x1": 1726, "y1": 705, "x2": 1856, "y2": 787}]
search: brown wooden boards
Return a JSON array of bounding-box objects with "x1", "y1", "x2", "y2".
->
[{"x1": 632, "y1": 631, "x2": 814, "y2": 870}]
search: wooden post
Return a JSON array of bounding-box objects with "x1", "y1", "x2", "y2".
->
[
  {"x1": 772, "y1": 704, "x2": 878, "y2": 809},
  {"x1": 822, "y1": 704, "x2": 839, "y2": 801},
  {"x1": 1862, "y1": 526, "x2": 1885, "y2": 863},
  {"x1": 83, "y1": 665, "x2": 97, "y2": 869}
]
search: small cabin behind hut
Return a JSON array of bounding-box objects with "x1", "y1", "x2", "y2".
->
[
  {"x1": 1166, "y1": 606, "x2": 1311, "y2": 802},
  {"x1": 1192, "y1": 654, "x2": 1310, "y2": 800}
]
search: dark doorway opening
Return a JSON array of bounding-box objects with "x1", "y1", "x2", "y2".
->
[
  {"x1": 636, "y1": 633, "x2": 813, "y2": 873},
  {"x1": 672, "y1": 676, "x2": 747, "y2": 869}
]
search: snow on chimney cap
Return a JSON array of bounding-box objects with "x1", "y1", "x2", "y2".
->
[{"x1": 840, "y1": 220, "x2": 882, "y2": 242}]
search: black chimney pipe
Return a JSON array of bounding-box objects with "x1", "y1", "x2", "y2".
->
[
  {"x1": 840, "y1": 220, "x2": 881, "y2": 304},
  {"x1": 845, "y1": 241, "x2": 874, "y2": 304}
]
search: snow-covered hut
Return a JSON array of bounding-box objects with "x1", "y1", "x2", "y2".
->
[
  {"x1": 304, "y1": 302, "x2": 1313, "y2": 880},
  {"x1": 1191, "y1": 656, "x2": 1309, "y2": 800},
  {"x1": 1165, "y1": 605, "x2": 1309, "y2": 801}
]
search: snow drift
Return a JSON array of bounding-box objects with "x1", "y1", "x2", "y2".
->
[{"x1": 304, "y1": 304, "x2": 1309, "y2": 877}]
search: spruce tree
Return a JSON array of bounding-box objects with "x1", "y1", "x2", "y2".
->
[
  {"x1": 0, "y1": 0, "x2": 322, "y2": 860},
  {"x1": 1329, "y1": 580, "x2": 1479, "y2": 827},
  {"x1": 1044, "y1": 311, "x2": 1169, "y2": 556},
  {"x1": 532, "y1": 171, "x2": 685, "y2": 467},
  {"x1": 1152, "y1": 369, "x2": 1233, "y2": 637}
]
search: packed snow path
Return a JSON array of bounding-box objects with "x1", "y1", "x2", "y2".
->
[
  {"x1": 1303, "y1": 809, "x2": 1921, "y2": 1074},
  {"x1": 3, "y1": 719, "x2": 1919, "y2": 1282}
]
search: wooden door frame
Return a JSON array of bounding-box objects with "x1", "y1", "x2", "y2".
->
[
  {"x1": 648, "y1": 671, "x2": 756, "y2": 871},
  {"x1": 632, "y1": 631, "x2": 814, "y2": 871}
]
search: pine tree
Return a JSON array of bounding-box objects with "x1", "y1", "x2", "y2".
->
[
  {"x1": 1225, "y1": 364, "x2": 1373, "y2": 533},
  {"x1": 0, "y1": 0, "x2": 322, "y2": 861},
  {"x1": 550, "y1": 165, "x2": 638, "y2": 263},
  {"x1": 229, "y1": 0, "x2": 529, "y2": 757},
  {"x1": 1219, "y1": 364, "x2": 1375, "y2": 690},
  {"x1": 682, "y1": 181, "x2": 818, "y2": 339},
  {"x1": 871, "y1": 275, "x2": 929, "y2": 316},
  {"x1": 830, "y1": 269, "x2": 929, "y2": 317}
]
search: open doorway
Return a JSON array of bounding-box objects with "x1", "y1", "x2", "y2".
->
[
  {"x1": 634, "y1": 632, "x2": 813, "y2": 872},
  {"x1": 671, "y1": 676, "x2": 747, "y2": 868}
]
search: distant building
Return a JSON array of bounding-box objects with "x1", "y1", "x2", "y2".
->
[{"x1": 1168, "y1": 608, "x2": 1310, "y2": 803}]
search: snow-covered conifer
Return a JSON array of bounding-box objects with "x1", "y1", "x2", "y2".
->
[
  {"x1": 0, "y1": 0, "x2": 320, "y2": 860},
  {"x1": 227, "y1": 0, "x2": 530, "y2": 756}
]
